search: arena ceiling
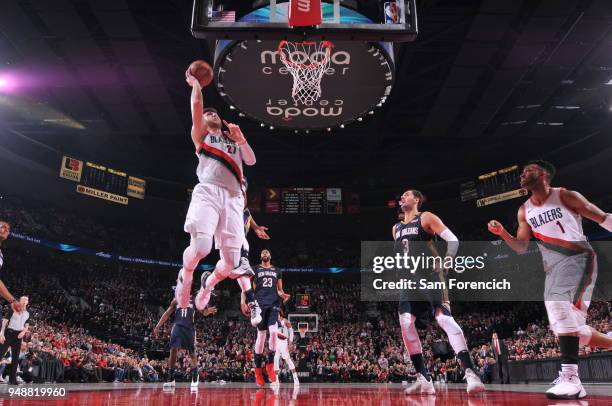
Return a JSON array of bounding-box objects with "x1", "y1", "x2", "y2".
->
[{"x1": 1, "y1": 0, "x2": 612, "y2": 197}]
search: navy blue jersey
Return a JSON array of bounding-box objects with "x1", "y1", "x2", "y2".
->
[
  {"x1": 254, "y1": 265, "x2": 282, "y2": 307},
  {"x1": 393, "y1": 213, "x2": 436, "y2": 256},
  {"x1": 174, "y1": 302, "x2": 196, "y2": 329}
]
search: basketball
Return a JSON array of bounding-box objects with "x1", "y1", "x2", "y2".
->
[{"x1": 188, "y1": 60, "x2": 213, "y2": 87}]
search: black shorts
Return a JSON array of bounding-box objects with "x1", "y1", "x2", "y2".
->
[
  {"x1": 170, "y1": 324, "x2": 195, "y2": 352},
  {"x1": 257, "y1": 305, "x2": 279, "y2": 331},
  {"x1": 398, "y1": 270, "x2": 451, "y2": 317}
]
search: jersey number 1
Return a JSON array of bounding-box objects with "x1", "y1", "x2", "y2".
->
[{"x1": 556, "y1": 221, "x2": 565, "y2": 234}]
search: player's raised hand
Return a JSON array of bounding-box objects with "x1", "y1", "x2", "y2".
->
[
  {"x1": 488, "y1": 220, "x2": 505, "y2": 236},
  {"x1": 185, "y1": 69, "x2": 200, "y2": 88},
  {"x1": 280, "y1": 293, "x2": 291, "y2": 303},
  {"x1": 223, "y1": 120, "x2": 246, "y2": 143},
  {"x1": 254, "y1": 225, "x2": 270, "y2": 240},
  {"x1": 152, "y1": 327, "x2": 160, "y2": 338}
]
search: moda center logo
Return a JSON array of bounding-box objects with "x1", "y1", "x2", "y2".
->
[
  {"x1": 260, "y1": 48, "x2": 350, "y2": 119},
  {"x1": 214, "y1": 37, "x2": 395, "y2": 129}
]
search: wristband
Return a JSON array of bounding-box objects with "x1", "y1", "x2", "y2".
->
[{"x1": 600, "y1": 214, "x2": 612, "y2": 232}]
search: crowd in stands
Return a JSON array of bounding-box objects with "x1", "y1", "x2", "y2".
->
[{"x1": 1, "y1": 247, "x2": 609, "y2": 384}]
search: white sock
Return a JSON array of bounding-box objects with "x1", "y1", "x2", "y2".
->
[{"x1": 561, "y1": 364, "x2": 579, "y2": 375}]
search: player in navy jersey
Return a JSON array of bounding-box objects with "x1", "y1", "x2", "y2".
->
[
  {"x1": 233, "y1": 178, "x2": 271, "y2": 325},
  {"x1": 241, "y1": 249, "x2": 290, "y2": 388},
  {"x1": 489, "y1": 160, "x2": 612, "y2": 399},
  {"x1": 393, "y1": 190, "x2": 484, "y2": 395},
  {"x1": 0, "y1": 222, "x2": 22, "y2": 313},
  {"x1": 154, "y1": 287, "x2": 217, "y2": 389}
]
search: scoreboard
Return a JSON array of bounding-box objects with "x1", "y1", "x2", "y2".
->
[
  {"x1": 59, "y1": 156, "x2": 146, "y2": 205},
  {"x1": 266, "y1": 188, "x2": 343, "y2": 214},
  {"x1": 81, "y1": 162, "x2": 128, "y2": 196},
  {"x1": 460, "y1": 165, "x2": 528, "y2": 207}
]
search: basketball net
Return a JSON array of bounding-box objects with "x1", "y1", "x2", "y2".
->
[{"x1": 278, "y1": 41, "x2": 333, "y2": 105}]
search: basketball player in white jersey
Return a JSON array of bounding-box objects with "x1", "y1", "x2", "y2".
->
[
  {"x1": 488, "y1": 160, "x2": 612, "y2": 400},
  {"x1": 274, "y1": 310, "x2": 299, "y2": 385},
  {"x1": 175, "y1": 71, "x2": 261, "y2": 327}
]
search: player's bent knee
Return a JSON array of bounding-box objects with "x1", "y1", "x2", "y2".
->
[
  {"x1": 546, "y1": 301, "x2": 579, "y2": 334},
  {"x1": 398, "y1": 312, "x2": 414, "y2": 328},
  {"x1": 578, "y1": 325, "x2": 592, "y2": 346}
]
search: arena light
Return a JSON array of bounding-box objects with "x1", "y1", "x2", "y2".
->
[
  {"x1": 357, "y1": 117, "x2": 363, "y2": 122},
  {"x1": 269, "y1": 125, "x2": 274, "y2": 130},
  {"x1": 238, "y1": 112, "x2": 245, "y2": 117},
  {"x1": 260, "y1": 123, "x2": 265, "y2": 127},
  {"x1": 340, "y1": 124, "x2": 345, "y2": 129},
  {"x1": 229, "y1": 105, "x2": 236, "y2": 110},
  {"x1": 326, "y1": 127, "x2": 331, "y2": 132}
]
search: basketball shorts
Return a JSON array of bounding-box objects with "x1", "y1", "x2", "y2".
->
[
  {"x1": 398, "y1": 270, "x2": 451, "y2": 317},
  {"x1": 184, "y1": 183, "x2": 245, "y2": 250},
  {"x1": 257, "y1": 305, "x2": 279, "y2": 331},
  {"x1": 542, "y1": 247, "x2": 597, "y2": 326},
  {"x1": 170, "y1": 324, "x2": 196, "y2": 352}
]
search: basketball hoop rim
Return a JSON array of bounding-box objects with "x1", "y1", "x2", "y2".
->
[{"x1": 277, "y1": 40, "x2": 334, "y2": 69}]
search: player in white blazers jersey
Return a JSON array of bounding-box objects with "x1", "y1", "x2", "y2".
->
[
  {"x1": 488, "y1": 160, "x2": 612, "y2": 400},
  {"x1": 175, "y1": 70, "x2": 262, "y2": 328},
  {"x1": 274, "y1": 311, "x2": 299, "y2": 385}
]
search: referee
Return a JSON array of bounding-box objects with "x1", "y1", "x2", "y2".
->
[
  {"x1": 0, "y1": 221, "x2": 22, "y2": 312},
  {"x1": 0, "y1": 296, "x2": 30, "y2": 385}
]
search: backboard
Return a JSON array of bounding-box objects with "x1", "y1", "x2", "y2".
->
[{"x1": 192, "y1": 0, "x2": 418, "y2": 42}]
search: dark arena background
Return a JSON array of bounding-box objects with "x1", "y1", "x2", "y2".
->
[{"x1": 0, "y1": 0, "x2": 611, "y2": 405}]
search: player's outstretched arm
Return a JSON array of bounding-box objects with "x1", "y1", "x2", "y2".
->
[
  {"x1": 186, "y1": 70, "x2": 208, "y2": 150},
  {"x1": 250, "y1": 215, "x2": 270, "y2": 240},
  {"x1": 0, "y1": 281, "x2": 20, "y2": 312},
  {"x1": 559, "y1": 189, "x2": 612, "y2": 229},
  {"x1": 488, "y1": 207, "x2": 531, "y2": 254},
  {"x1": 153, "y1": 298, "x2": 177, "y2": 336},
  {"x1": 422, "y1": 212, "x2": 459, "y2": 258}
]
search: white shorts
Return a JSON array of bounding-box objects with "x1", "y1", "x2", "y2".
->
[
  {"x1": 184, "y1": 183, "x2": 245, "y2": 250},
  {"x1": 542, "y1": 249, "x2": 597, "y2": 335}
]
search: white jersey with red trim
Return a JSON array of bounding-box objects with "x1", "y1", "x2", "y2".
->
[
  {"x1": 196, "y1": 132, "x2": 243, "y2": 194},
  {"x1": 277, "y1": 320, "x2": 290, "y2": 342},
  {"x1": 523, "y1": 187, "x2": 586, "y2": 244}
]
